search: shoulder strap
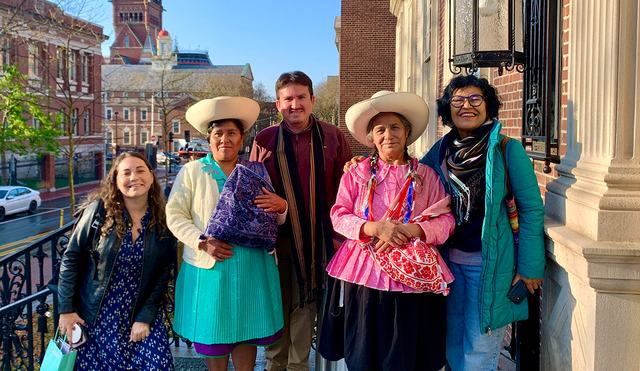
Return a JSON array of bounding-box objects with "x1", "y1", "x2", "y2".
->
[
  {"x1": 499, "y1": 136, "x2": 512, "y2": 195},
  {"x1": 499, "y1": 137, "x2": 520, "y2": 273}
]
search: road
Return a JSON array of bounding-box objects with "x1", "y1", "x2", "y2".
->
[{"x1": 0, "y1": 196, "x2": 86, "y2": 256}]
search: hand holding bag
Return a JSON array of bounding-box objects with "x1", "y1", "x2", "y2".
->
[
  {"x1": 204, "y1": 164, "x2": 278, "y2": 251},
  {"x1": 40, "y1": 328, "x2": 77, "y2": 371},
  {"x1": 362, "y1": 165, "x2": 454, "y2": 295}
]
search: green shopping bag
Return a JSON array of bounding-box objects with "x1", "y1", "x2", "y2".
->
[{"x1": 40, "y1": 328, "x2": 77, "y2": 371}]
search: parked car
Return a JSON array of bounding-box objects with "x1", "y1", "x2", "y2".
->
[
  {"x1": 0, "y1": 186, "x2": 41, "y2": 221},
  {"x1": 178, "y1": 146, "x2": 209, "y2": 159},
  {"x1": 156, "y1": 152, "x2": 182, "y2": 166}
]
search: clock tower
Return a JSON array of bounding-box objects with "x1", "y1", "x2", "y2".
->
[{"x1": 109, "y1": 0, "x2": 163, "y2": 65}]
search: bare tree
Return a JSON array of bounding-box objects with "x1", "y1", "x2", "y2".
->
[
  {"x1": 143, "y1": 58, "x2": 194, "y2": 189},
  {"x1": 313, "y1": 76, "x2": 339, "y2": 125},
  {"x1": 8, "y1": 0, "x2": 107, "y2": 214},
  {"x1": 191, "y1": 73, "x2": 254, "y2": 101}
]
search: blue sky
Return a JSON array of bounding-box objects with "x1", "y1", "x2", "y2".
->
[{"x1": 96, "y1": 0, "x2": 341, "y2": 98}]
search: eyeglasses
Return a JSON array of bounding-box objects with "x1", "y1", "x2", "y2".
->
[{"x1": 449, "y1": 95, "x2": 485, "y2": 108}]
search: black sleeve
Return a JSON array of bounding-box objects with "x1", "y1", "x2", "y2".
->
[
  {"x1": 134, "y1": 234, "x2": 177, "y2": 324},
  {"x1": 57, "y1": 201, "x2": 100, "y2": 314}
]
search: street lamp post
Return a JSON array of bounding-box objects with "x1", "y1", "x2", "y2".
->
[
  {"x1": 102, "y1": 65, "x2": 131, "y2": 177},
  {"x1": 102, "y1": 90, "x2": 108, "y2": 178},
  {"x1": 113, "y1": 111, "x2": 119, "y2": 156}
]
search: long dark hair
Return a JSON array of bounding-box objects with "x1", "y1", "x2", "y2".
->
[{"x1": 82, "y1": 152, "x2": 166, "y2": 239}]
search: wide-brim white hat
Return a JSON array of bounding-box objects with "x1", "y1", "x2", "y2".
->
[
  {"x1": 186, "y1": 96, "x2": 260, "y2": 135},
  {"x1": 345, "y1": 91, "x2": 429, "y2": 148}
]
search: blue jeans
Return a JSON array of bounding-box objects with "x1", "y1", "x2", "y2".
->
[{"x1": 446, "y1": 262, "x2": 507, "y2": 371}]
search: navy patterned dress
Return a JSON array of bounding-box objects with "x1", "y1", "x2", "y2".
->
[{"x1": 76, "y1": 211, "x2": 174, "y2": 370}]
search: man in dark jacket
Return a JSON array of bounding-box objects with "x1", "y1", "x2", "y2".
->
[{"x1": 251, "y1": 71, "x2": 352, "y2": 371}]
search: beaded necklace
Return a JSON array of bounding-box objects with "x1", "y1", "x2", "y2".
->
[{"x1": 362, "y1": 156, "x2": 417, "y2": 223}]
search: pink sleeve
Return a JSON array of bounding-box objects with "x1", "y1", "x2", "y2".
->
[
  {"x1": 413, "y1": 166, "x2": 455, "y2": 245},
  {"x1": 330, "y1": 171, "x2": 367, "y2": 240}
]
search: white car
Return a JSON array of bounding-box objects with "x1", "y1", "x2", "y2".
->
[{"x1": 0, "y1": 186, "x2": 41, "y2": 221}]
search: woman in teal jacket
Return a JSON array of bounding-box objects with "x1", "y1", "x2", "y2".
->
[{"x1": 420, "y1": 74, "x2": 545, "y2": 371}]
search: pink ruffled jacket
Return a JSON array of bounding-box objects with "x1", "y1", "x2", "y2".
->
[{"x1": 327, "y1": 159, "x2": 455, "y2": 292}]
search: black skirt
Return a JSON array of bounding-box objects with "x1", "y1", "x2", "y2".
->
[{"x1": 319, "y1": 280, "x2": 446, "y2": 371}]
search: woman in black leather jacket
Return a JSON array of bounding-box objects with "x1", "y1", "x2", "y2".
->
[{"x1": 57, "y1": 152, "x2": 177, "y2": 371}]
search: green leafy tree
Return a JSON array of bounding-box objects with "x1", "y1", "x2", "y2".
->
[
  {"x1": 0, "y1": 64, "x2": 61, "y2": 184},
  {"x1": 0, "y1": 64, "x2": 61, "y2": 185}
]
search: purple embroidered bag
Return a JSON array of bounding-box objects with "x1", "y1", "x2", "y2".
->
[{"x1": 204, "y1": 163, "x2": 278, "y2": 251}]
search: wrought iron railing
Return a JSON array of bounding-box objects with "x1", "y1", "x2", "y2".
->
[{"x1": 0, "y1": 221, "x2": 187, "y2": 371}]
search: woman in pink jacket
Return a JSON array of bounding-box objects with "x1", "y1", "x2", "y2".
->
[{"x1": 319, "y1": 91, "x2": 455, "y2": 371}]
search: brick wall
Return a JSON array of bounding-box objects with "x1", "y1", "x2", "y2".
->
[
  {"x1": 340, "y1": 0, "x2": 397, "y2": 156},
  {"x1": 434, "y1": 0, "x2": 571, "y2": 199}
]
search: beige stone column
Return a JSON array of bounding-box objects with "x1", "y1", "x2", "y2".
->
[{"x1": 543, "y1": 0, "x2": 640, "y2": 370}]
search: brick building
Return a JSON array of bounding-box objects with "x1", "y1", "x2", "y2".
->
[
  {"x1": 103, "y1": 0, "x2": 254, "y2": 155},
  {"x1": 335, "y1": 0, "x2": 398, "y2": 156},
  {"x1": 109, "y1": 0, "x2": 163, "y2": 65},
  {"x1": 0, "y1": 0, "x2": 107, "y2": 158}
]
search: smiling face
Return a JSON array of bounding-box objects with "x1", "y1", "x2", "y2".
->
[
  {"x1": 116, "y1": 156, "x2": 153, "y2": 201},
  {"x1": 370, "y1": 112, "x2": 409, "y2": 165},
  {"x1": 208, "y1": 120, "x2": 244, "y2": 164},
  {"x1": 450, "y1": 85, "x2": 488, "y2": 138},
  {"x1": 276, "y1": 83, "x2": 315, "y2": 131}
]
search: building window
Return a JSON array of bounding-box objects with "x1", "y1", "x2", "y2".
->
[
  {"x1": 72, "y1": 108, "x2": 78, "y2": 134},
  {"x1": 33, "y1": 117, "x2": 40, "y2": 129},
  {"x1": 141, "y1": 131, "x2": 148, "y2": 143},
  {"x1": 140, "y1": 92, "x2": 145, "y2": 98},
  {"x1": 84, "y1": 110, "x2": 90, "y2": 134},
  {"x1": 119, "y1": 13, "x2": 123, "y2": 22},
  {"x1": 106, "y1": 108, "x2": 112, "y2": 120},
  {"x1": 123, "y1": 92, "x2": 128, "y2": 98},
  {"x1": 81, "y1": 55, "x2": 88, "y2": 83},
  {"x1": 107, "y1": 131, "x2": 113, "y2": 143},
  {"x1": 141, "y1": 109, "x2": 147, "y2": 121},
  {"x1": 123, "y1": 130, "x2": 131, "y2": 145},
  {"x1": 172, "y1": 120, "x2": 180, "y2": 134},
  {"x1": 173, "y1": 141, "x2": 180, "y2": 153},
  {"x1": 158, "y1": 108, "x2": 164, "y2": 121},
  {"x1": 125, "y1": 36, "x2": 129, "y2": 48},
  {"x1": 68, "y1": 52, "x2": 76, "y2": 81},
  {"x1": 56, "y1": 48, "x2": 64, "y2": 80},
  {"x1": 1, "y1": 40, "x2": 10, "y2": 68},
  {"x1": 123, "y1": 108, "x2": 130, "y2": 121},
  {"x1": 160, "y1": 43, "x2": 166, "y2": 56},
  {"x1": 28, "y1": 44, "x2": 38, "y2": 76}
]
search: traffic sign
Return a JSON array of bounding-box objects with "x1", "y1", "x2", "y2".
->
[{"x1": 151, "y1": 135, "x2": 157, "y2": 141}]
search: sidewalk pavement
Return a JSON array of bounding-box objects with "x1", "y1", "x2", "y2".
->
[
  {"x1": 39, "y1": 166, "x2": 178, "y2": 203},
  {"x1": 172, "y1": 346, "x2": 515, "y2": 370}
]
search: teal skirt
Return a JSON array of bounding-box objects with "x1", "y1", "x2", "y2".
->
[{"x1": 173, "y1": 245, "x2": 284, "y2": 345}]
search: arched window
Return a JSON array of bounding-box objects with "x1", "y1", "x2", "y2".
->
[{"x1": 124, "y1": 36, "x2": 129, "y2": 47}]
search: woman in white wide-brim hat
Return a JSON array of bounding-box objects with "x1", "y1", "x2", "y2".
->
[
  {"x1": 166, "y1": 97, "x2": 287, "y2": 371},
  {"x1": 317, "y1": 91, "x2": 456, "y2": 371}
]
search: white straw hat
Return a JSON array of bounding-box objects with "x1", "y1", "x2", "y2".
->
[
  {"x1": 186, "y1": 96, "x2": 260, "y2": 135},
  {"x1": 345, "y1": 91, "x2": 429, "y2": 148}
]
